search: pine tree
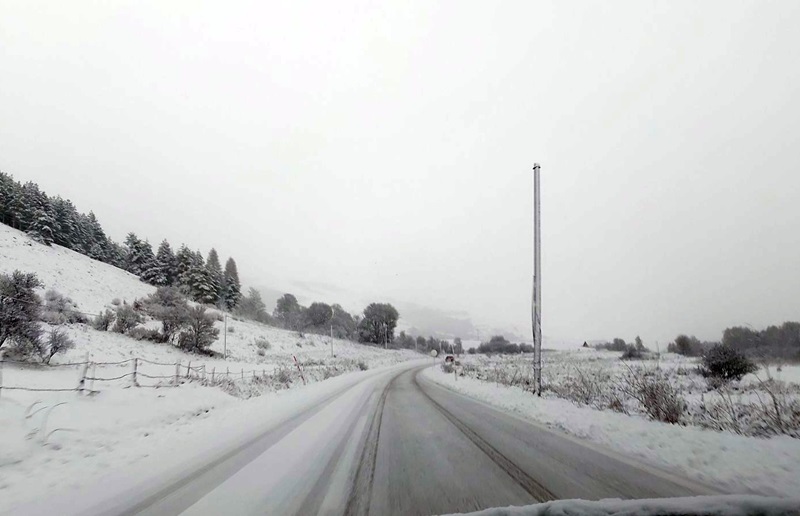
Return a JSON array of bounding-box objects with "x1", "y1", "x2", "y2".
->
[
  {"x1": 222, "y1": 257, "x2": 241, "y2": 309},
  {"x1": 124, "y1": 233, "x2": 144, "y2": 275},
  {"x1": 27, "y1": 207, "x2": 56, "y2": 245},
  {"x1": 0, "y1": 171, "x2": 17, "y2": 227},
  {"x1": 51, "y1": 197, "x2": 78, "y2": 249},
  {"x1": 154, "y1": 240, "x2": 177, "y2": 286},
  {"x1": 175, "y1": 245, "x2": 195, "y2": 290},
  {"x1": 125, "y1": 233, "x2": 156, "y2": 281},
  {"x1": 138, "y1": 240, "x2": 159, "y2": 284},
  {"x1": 187, "y1": 250, "x2": 216, "y2": 304},
  {"x1": 86, "y1": 212, "x2": 109, "y2": 261},
  {"x1": 205, "y1": 248, "x2": 223, "y2": 304}
]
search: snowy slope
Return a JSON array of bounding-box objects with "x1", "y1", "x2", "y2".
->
[{"x1": 0, "y1": 223, "x2": 155, "y2": 313}]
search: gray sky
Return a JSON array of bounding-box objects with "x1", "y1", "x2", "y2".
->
[{"x1": 2, "y1": 1, "x2": 799, "y2": 347}]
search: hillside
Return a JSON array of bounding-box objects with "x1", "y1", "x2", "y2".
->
[
  {"x1": 0, "y1": 224, "x2": 419, "y2": 511},
  {"x1": 0, "y1": 223, "x2": 154, "y2": 314}
]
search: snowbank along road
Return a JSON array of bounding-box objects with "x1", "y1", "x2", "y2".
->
[{"x1": 16, "y1": 361, "x2": 720, "y2": 516}]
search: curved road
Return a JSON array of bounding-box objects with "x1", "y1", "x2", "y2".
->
[{"x1": 94, "y1": 362, "x2": 715, "y2": 516}]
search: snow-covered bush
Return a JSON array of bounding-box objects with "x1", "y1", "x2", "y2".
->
[
  {"x1": 140, "y1": 287, "x2": 190, "y2": 343},
  {"x1": 699, "y1": 344, "x2": 757, "y2": 384},
  {"x1": 358, "y1": 361, "x2": 368, "y2": 371},
  {"x1": 127, "y1": 327, "x2": 163, "y2": 342},
  {"x1": 39, "y1": 328, "x2": 75, "y2": 364},
  {"x1": 177, "y1": 306, "x2": 219, "y2": 354},
  {"x1": 0, "y1": 270, "x2": 43, "y2": 353},
  {"x1": 618, "y1": 366, "x2": 685, "y2": 423},
  {"x1": 693, "y1": 379, "x2": 800, "y2": 438},
  {"x1": 112, "y1": 303, "x2": 143, "y2": 334},
  {"x1": 620, "y1": 344, "x2": 644, "y2": 360},
  {"x1": 92, "y1": 309, "x2": 115, "y2": 331},
  {"x1": 41, "y1": 289, "x2": 87, "y2": 325},
  {"x1": 254, "y1": 337, "x2": 271, "y2": 350}
]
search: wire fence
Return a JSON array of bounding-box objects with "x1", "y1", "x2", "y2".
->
[{"x1": 0, "y1": 353, "x2": 317, "y2": 397}]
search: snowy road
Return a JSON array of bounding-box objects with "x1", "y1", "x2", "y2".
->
[{"x1": 32, "y1": 362, "x2": 717, "y2": 516}]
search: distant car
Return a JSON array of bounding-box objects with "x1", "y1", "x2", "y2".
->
[{"x1": 444, "y1": 355, "x2": 455, "y2": 363}]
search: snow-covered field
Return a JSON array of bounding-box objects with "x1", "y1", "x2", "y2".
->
[
  {"x1": 424, "y1": 350, "x2": 800, "y2": 497},
  {"x1": 0, "y1": 224, "x2": 420, "y2": 511}
]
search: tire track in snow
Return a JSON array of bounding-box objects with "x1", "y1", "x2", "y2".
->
[{"x1": 413, "y1": 370, "x2": 556, "y2": 503}]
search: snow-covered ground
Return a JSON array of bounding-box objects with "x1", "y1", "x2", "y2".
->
[
  {"x1": 0, "y1": 224, "x2": 421, "y2": 511},
  {"x1": 445, "y1": 495, "x2": 800, "y2": 516},
  {"x1": 424, "y1": 353, "x2": 800, "y2": 498}
]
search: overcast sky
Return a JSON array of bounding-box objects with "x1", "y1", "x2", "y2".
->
[{"x1": 2, "y1": 1, "x2": 799, "y2": 347}]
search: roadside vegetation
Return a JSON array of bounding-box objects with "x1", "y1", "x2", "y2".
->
[{"x1": 452, "y1": 336, "x2": 800, "y2": 439}]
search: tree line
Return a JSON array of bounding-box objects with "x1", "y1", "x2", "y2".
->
[
  {"x1": 0, "y1": 172, "x2": 242, "y2": 309},
  {"x1": 668, "y1": 322, "x2": 800, "y2": 360}
]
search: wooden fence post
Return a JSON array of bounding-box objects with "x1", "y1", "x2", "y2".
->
[
  {"x1": 131, "y1": 358, "x2": 139, "y2": 387},
  {"x1": 211, "y1": 367, "x2": 215, "y2": 383},
  {"x1": 292, "y1": 355, "x2": 306, "y2": 385},
  {"x1": 186, "y1": 361, "x2": 191, "y2": 379},
  {"x1": 76, "y1": 352, "x2": 89, "y2": 394},
  {"x1": 174, "y1": 360, "x2": 180, "y2": 386},
  {"x1": 241, "y1": 368, "x2": 244, "y2": 381},
  {"x1": 0, "y1": 350, "x2": 5, "y2": 399},
  {"x1": 89, "y1": 363, "x2": 96, "y2": 392}
]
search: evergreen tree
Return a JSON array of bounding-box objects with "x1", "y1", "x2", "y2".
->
[
  {"x1": 51, "y1": 197, "x2": 78, "y2": 249},
  {"x1": 86, "y1": 211, "x2": 109, "y2": 260},
  {"x1": 205, "y1": 248, "x2": 223, "y2": 304},
  {"x1": 125, "y1": 233, "x2": 156, "y2": 281},
  {"x1": 154, "y1": 240, "x2": 177, "y2": 286},
  {"x1": 107, "y1": 241, "x2": 127, "y2": 269},
  {"x1": 27, "y1": 206, "x2": 56, "y2": 245},
  {"x1": 222, "y1": 257, "x2": 241, "y2": 309},
  {"x1": 124, "y1": 233, "x2": 143, "y2": 274},
  {"x1": 0, "y1": 172, "x2": 17, "y2": 227},
  {"x1": 138, "y1": 240, "x2": 159, "y2": 284},
  {"x1": 189, "y1": 250, "x2": 216, "y2": 304},
  {"x1": 175, "y1": 245, "x2": 195, "y2": 290}
]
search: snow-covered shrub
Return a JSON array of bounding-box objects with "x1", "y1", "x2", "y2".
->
[
  {"x1": 177, "y1": 306, "x2": 219, "y2": 353},
  {"x1": 619, "y1": 366, "x2": 685, "y2": 424},
  {"x1": 276, "y1": 368, "x2": 292, "y2": 384},
  {"x1": 699, "y1": 344, "x2": 757, "y2": 384},
  {"x1": 41, "y1": 290, "x2": 87, "y2": 325},
  {"x1": 0, "y1": 270, "x2": 43, "y2": 353},
  {"x1": 549, "y1": 366, "x2": 607, "y2": 408},
  {"x1": 254, "y1": 337, "x2": 270, "y2": 350},
  {"x1": 620, "y1": 344, "x2": 644, "y2": 360},
  {"x1": 257, "y1": 348, "x2": 266, "y2": 356},
  {"x1": 127, "y1": 327, "x2": 163, "y2": 342},
  {"x1": 111, "y1": 298, "x2": 121, "y2": 306},
  {"x1": 39, "y1": 328, "x2": 75, "y2": 364},
  {"x1": 112, "y1": 303, "x2": 143, "y2": 334},
  {"x1": 140, "y1": 287, "x2": 190, "y2": 342},
  {"x1": 441, "y1": 362, "x2": 454, "y2": 374},
  {"x1": 227, "y1": 326, "x2": 234, "y2": 333},
  {"x1": 694, "y1": 379, "x2": 800, "y2": 438},
  {"x1": 92, "y1": 309, "x2": 115, "y2": 331}
]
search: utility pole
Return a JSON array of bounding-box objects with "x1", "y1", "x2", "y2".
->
[
  {"x1": 532, "y1": 163, "x2": 542, "y2": 396},
  {"x1": 330, "y1": 306, "x2": 334, "y2": 358},
  {"x1": 223, "y1": 313, "x2": 228, "y2": 359}
]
